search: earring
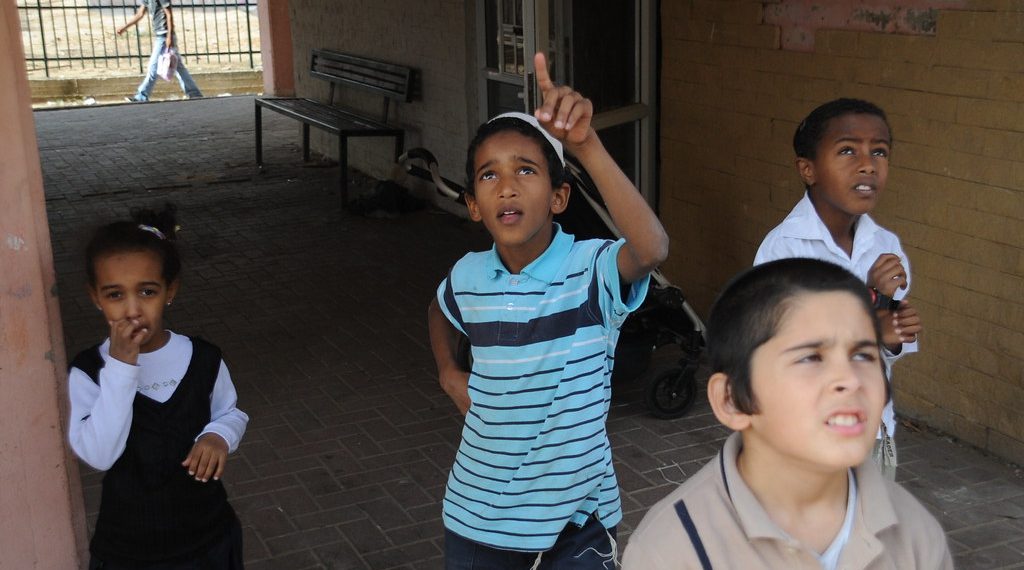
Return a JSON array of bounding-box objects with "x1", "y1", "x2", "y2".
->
[{"x1": 166, "y1": 301, "x2": 173, "y2": 307}]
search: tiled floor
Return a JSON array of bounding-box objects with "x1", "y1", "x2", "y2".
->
[{"x1": 37, "y1": 96, "x2": 1024, "y2": 569}]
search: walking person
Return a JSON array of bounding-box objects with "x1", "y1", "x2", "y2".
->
[{"x1": 117, "y1": 0, "x2": 203, "y2": 102}]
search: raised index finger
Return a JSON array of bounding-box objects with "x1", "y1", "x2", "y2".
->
[{"x1": 534, "y1": 52, "x2": 554, "y2": 92}]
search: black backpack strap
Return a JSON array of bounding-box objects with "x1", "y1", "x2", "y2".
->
[
  {"x1": 674, "y1": 500, "x2": 713, "y2": 570},
  {"x1": 69, "y1": 344, "x2": 105, "y2": 385}
]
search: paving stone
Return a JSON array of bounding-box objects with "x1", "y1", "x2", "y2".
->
[
  {"x1": 248, "y1": 549, "x2": 323, "y2": 570},
  {"x1": 359, "y1": 449, "x2": 429, "y2": 473},
  {"x1": 336, "y1": 518, "x2": 391, "y2": 554},
  {"x1": 385, "y1": 517, "x2": 445, "y2": 546},
  {"x1": 266, "y1": 526, "x2": 342, "y2": 557},
  {"x1": 945, "y1": 500, "x2": 1024, "y2": 528},
  {"x1": 242, "y1": 525, "x2": 270, "y2": 562},
  {"x1": 296, "y1": 467, "x2": 346, "y2": 497},
  {"x1": 316, "y1": 486, "x2": 389, "y2": 511},
  {"x1": 293, "y1": 505, "x2": 368, "y2": 532},
  {"x1": 381, "y1": 477, "x2": 435, "y2": 510},
  {"x1": 272, "y1": 486, "x2": 322, "y2": 517},
  {"x1": 248, "y1": 505, "x2": 299, "y2": 540},
  {"x1": 232, "y1": 473, "x2": 300, "y2": 498},
  {"x1": 955, "y1": 545, "x2": 1024, "y2": 570},
  {"x1": 618, "y1": 425, "x2": 679, "y2": 454},
  {"x1": 313, "y1": 541, "x2": 369, "y2": 570},
  {"x1": 356, "y1": 496, "x2": 416, "y2": 531},
  {"x1": 948, "y1": 520, "x2": 1024, "y2": 550},
  {"x1": 361, "y1": 540, "x2": 440, "y2": 570},
  {"x1": 39, "y1": 97, "x2": 1024, "y2": 569}
]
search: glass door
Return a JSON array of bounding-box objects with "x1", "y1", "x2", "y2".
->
[
  {"x1": 476, "y1": 0, "x2": 562, "y2": 120},
  {"x1": 475, "y1": 0, "x2": 656, "y2": 202}
]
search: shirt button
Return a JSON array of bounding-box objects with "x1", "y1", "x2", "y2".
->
[
  {"x1": 506, "y1": 302, "x2": 514, "y2": 311},
  {"x1": 510, "y1": 278, "x2": 519, "y2": 285}
]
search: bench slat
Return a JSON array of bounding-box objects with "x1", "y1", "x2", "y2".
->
[
  {"x1": 256, "y1": 98, "x2": 402, "y2": 135},
  {"x1": 310, "y1": 49, "x2": 413, "y2": 103},
  {"x1": 255, "y1": 50, "x2": 414, "y2": 207}
]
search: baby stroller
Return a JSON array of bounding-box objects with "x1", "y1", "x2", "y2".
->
[{"x1": 402, "y1": 148, "x2": 705, "y2": 419}]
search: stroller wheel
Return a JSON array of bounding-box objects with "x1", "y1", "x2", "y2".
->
[{"x1": 644, "y1": 364, "x2": 698, "y2": 419}]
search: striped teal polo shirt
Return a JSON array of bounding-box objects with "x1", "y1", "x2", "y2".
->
[{"x1": 436, "y1": 223, "x2": 649, "y2": 551}]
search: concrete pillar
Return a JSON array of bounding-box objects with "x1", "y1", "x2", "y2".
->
[
  {"x1": 257, "y1": 0, "x2": 294, "y2": 96},
  {"x1": 0, "y1": 2, "x2": 88, "y2": 568}
]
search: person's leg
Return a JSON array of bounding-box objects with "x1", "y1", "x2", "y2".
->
[
  {"x1": 539, "y1": 515, "x2": 617, "y2": 569},
  {"x1": 445, "y1": 529, "x2": 536, "y2": 570},
  {"x1": 170, "y1": 34, "x2": 203, "y2": 98},
  {"x1": 133, "y1": 35, "x2": 164, "y2": 102}
]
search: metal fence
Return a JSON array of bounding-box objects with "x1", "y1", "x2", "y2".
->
[{"x1": 18, "y1": 0, "x2": 261, "y2": 78}]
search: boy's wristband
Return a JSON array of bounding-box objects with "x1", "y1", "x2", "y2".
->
[{"x1": 870, "y1": 287, "x2": 901, "y2": 312}]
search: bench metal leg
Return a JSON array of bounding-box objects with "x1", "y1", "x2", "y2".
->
[
  {"x1": 255, "y1": 103, "x2": 263, "y2": 167},
  {"x1": 302, "y1": 123, "x2": 311, "y2": 162},
  {"x1": 339, "y1": 134, "x2": 348, "y2": 206}
]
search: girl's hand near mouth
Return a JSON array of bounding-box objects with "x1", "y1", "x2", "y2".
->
[{"x1": 107, "y1": 317, "x2": 147, "y2": 365}]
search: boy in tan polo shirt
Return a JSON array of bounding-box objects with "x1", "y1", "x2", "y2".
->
[{"x1": 623, "y1": 259, "x2": 951, "y2": 569}]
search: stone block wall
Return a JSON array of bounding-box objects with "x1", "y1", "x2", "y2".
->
[
  {"x1": 659, "y1": 0, "x2": 1024, "y2": 463},
  {"x1": 287, "y1": 0, "x2": 474, "y2": 184}
]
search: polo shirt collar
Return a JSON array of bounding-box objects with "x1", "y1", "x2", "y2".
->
[
  {"x1": 719, "y1": 432, "x2": 900, "y2": 554},
  {"x1": 484, "y1": 223, "x2": 574, "y2": 284},
  {"x1": 719, "y1": 433, "x2": 793, "y2": 541},
  {"x1": 782, "y1": 193, "x2": 881, "y2": 262},
  {"x1": 840, "y1": 459, "x2": 898, "y2": 566}
]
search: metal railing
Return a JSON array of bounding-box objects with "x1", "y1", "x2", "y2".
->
[{"x1": 18, "y1": 0, "x2": 261, "y2": 78}]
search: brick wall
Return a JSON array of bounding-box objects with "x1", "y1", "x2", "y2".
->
[
  {"x1": 287, "y1": 0, "x2": 474, "y2": 183},
  {"x1": 659, "y1": 0, "x2": 1024, "y2": 464}
]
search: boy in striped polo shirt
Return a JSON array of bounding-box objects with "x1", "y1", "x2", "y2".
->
[{"x1": 427, "y1": 52, "x2": 669, "y2": 568}]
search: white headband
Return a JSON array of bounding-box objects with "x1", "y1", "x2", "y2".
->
[
  {"x1": 489, "y1": 111, "x2": 565, "y2": 166},
  {"x1": 137, "y1": 224, "x2": 167, "y2": 240}
]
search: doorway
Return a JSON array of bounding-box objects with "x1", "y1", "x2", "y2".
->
[{"x1": 474, "y1": 0, "x2": 657, "y2": 203}]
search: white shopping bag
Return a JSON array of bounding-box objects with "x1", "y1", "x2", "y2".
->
[{"x1": 157, "y1": 47, "x2": 178, "y2": 82}]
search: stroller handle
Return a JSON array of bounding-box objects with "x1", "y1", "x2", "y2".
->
[{"x1": 399, "y1": 147, "x2": 465, "y2": 201}]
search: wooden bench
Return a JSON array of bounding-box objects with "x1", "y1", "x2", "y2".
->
[{"x1": 255, "y1": 50, "x2": 415, "y2": 205}]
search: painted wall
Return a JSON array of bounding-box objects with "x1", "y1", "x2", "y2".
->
[
  {"x1": 659, "y1": 0, "x2": 1024, "y2": 463},
  {"x1": 0, "y1": 2, "x2": 88, "y2": 567},
  {"x1": 763, "y1": 0, "x2": 971, "y2": 50},
  {"x1": 286, "y1": 0, "x2": 476, "y2": 186}
]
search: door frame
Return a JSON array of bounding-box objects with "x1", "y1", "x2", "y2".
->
[{"x1": 474, "y1": 0, "x2": 657, "y2": 204}]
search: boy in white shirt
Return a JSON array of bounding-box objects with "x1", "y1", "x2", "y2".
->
[{"x1": 754, "y1": 98, "x2": 922, "y2": 477}]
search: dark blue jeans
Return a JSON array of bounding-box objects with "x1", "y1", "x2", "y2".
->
[
  {"x1": 132, "y1": 34, "x2": 203, "y2": 101},
  {"x1": 445, "y1": 515, "x2": 617, "y2": 569}
]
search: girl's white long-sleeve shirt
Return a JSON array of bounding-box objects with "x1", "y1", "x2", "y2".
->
[{"x1": 68, "y1": 331, "x2": 249, "y2": 471}]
